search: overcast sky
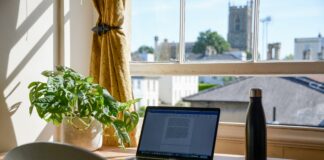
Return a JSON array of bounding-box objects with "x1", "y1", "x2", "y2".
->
[{"x1": 131, "y1": 0, "x2": 324, "y2": 60}]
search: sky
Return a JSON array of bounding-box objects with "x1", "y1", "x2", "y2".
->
[{"x1": 131, "y1": 0, "x2": 324, "y2": 60}]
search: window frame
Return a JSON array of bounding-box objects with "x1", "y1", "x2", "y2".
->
[{"x1": 128, "y1": 0, "x2": 324, "y2": 76}]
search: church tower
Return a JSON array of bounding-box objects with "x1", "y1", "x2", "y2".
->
[{"x1": 227, "y1": 1, "x2": 253, "y2": 53}]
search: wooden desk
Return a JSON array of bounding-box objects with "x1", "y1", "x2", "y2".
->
[
  {"x1": 95, "y1": 147, "x2": 286, "y2": 160},
  {"x1": 0, "y1": 147, "x2": 287, "y2": 160}
]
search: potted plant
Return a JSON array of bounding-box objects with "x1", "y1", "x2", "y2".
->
[{"x1": 28, "y1": 66, "x2": 139, "y2": 150}]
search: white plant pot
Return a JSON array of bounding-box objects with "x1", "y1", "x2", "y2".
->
[
  {"x1": 135, "y1": 117, "x2": 144, "y2": 142},
  {"x1": 61, "y1": 117, "x2": 102, "y2": 151}
]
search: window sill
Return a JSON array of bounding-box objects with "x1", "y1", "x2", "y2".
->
[
  {"x1": 130, "y1": 61, "x2": 324, "y2": 75},
  {"x1": 219, "y1": 122, "x2": 324, "y2": 147},
  {"x1": 217, "y1": 122, "x2": 324, "y2": 159}
]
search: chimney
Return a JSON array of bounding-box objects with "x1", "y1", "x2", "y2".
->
[
  {"x1": 154, "y1": 36, "x2": 159, "y2": 49},
  {"x1": 272, "y1": 106, "x2": 280, "y2": 124},
  {"x1": 273, "y1": 107, "x2": 276, "y2": 122}
]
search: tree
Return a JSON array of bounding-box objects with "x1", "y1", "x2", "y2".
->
[
  {"x1": 192, "y1": 30, "x2": 230, "y2": 54},
  {"x1": 284, "y1": 54, "x2": 294, "y2": 60},
  {"x1": 246, "y1": 51, "x2": 252, "y2": 59},
  {"x1": 138, "y1": 45, "x2": 154, "y2": 54}
]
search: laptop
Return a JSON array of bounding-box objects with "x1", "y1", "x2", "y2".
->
[{"x1": 129, "y1": 106, "x2": 221, "y2": 160}]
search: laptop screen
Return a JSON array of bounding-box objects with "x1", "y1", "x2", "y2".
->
[{"x1": 137, "y1": 107, "x2": 220, "y2": 160}]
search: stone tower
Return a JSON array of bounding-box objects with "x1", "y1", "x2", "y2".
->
[{"x1": 227, "y1": 1, "x2": 253, "y2": 53}]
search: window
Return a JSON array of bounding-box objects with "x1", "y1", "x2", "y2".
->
[
  {"x1": 131, "y1": 0, "x2": 324, "y2": 74},
  {"x1": 259, "y1": 0, "x2": 324, "y2": 61},
  {"x1": 235, "y1": 16, "x2": 241, "y2": 32},
  {"x1": 131, "y1": 0, "x2": 180, "y2": 62},
  {"x1": 148, "y1": 80, "x2": 151, "y2": 91},
  {"x1": 303, "y1": 49, "x2": 311, "y2": 60},
  {"x1": 130, "y1": 0, "x2": 324, "y2": 128},
  {"x1": 137, "y1": 80, "x2": 141, "y2": 89},
  {"x1": 132, "y1": 75, "x2": 324, "y2": 127}
]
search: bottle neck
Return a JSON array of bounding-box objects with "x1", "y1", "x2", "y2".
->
[{"x1": 250, "y1": 97, "x2": 262, "y2": 103}]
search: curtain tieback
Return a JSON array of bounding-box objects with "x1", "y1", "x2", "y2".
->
[{"x1": 91, "y1": 23, "x2": 122, "y2": 36}]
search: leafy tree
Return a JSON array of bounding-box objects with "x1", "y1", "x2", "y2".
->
[
  {"x1": 192, "y1": 30, "x2": 230, "y2": 54},
  {"x1": 138, "y1": 45, "x2": 154, "y2": 54},
  {"x1": 284, "y1": 54, "x2": 294, "y2": 60},
  {"x1": 246, "y1": 51, "x2": 252, "y2": 59}
]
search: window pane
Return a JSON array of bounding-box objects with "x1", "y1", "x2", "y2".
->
[
  {"x1": 132, "y1": 75, "x2": 324, "y2": 127},
  {"x1": 131, "y1": 0, "x2": 180, "y2": 62},
  {"x1": 258, "y1": 0, "x2": 324, "y2": 61},
  {"x1": 185, "y1": 0, "x2": 254, "y2": 62}
]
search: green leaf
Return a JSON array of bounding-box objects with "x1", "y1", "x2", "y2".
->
[
  {"x1": 118, "y1": 98, "x2": 141, "y2": 111},
  {"x1": 55, "y1": 65, "x2": 65, "y2": 71},
  {"x1": 29, "y1": 105, "x2": 34, "y2": 115},
  {"x1": 112, "y1": 120, "x2": 130, "y2": 147},
  {"x1": 124, "y1": 111, "x2": 139, "y2": 132},
  {"x1": 103, "y1": 89, "x2": 116, "y2": 104},
  {"x1": 85, "y1": 76, "x2": 93, "y2": 83},
  {"x1": 28, "y1": 81, "x2": 40, "y2": 89},
  {"x1": 41, "y1": 71, "x2": 54, "y2": 77}
]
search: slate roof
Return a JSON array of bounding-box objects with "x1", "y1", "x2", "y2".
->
[
  {"x1": 183, "y1": 77, "x2": 324, "y2": 126},
  {"x1": 185, "y1": 53, "x2": 241, "y2": 61}
]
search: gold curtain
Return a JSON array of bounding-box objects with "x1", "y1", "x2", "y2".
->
[{"x1": 90, "y1": 0, "x2": 136, "y2": 147}]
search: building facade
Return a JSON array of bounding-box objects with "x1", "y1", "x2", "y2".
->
[
  {"x1": 132, "y1": 76, "x2": 159, "y2": 109},
  {"x1": 294, "y1": 34, "x2": 324, "y2": 60},
  {"x1": 159, "y1": 76, "x2": 199, "y2": 105}
]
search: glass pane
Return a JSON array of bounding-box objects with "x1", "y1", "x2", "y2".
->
[
  {"x1": 131, "y1": 0, "x2": 180, "y2": 62},
  {"x1": 185, "y1": 0, "x2": 254, "y2": 62},
  {"x1": 132, "y1": 75, "x2": 324, "y2": 127},
  {"x1": 258, "y1": 0, "x2": 324, "y2": 61}
]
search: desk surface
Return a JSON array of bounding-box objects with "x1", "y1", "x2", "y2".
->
[
  {"x1": 0, "y1": 147, "x2": 287, "y2": 160},
  {"x1": 94, "y1": 147, "x2": 286, "y2": 160}
]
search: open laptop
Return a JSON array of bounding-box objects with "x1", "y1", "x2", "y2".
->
[{"x1": 129, "y1": 106, "x2": 221, "y2": 160}]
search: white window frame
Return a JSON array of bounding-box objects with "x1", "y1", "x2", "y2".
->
[{"x1": 129, "y1": 0, "x2": 324, "y2": 76}]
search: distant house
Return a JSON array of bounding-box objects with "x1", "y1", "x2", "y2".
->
[
  {"x1": 183, "y1": 77, "x2": 324, "y2": 127},
  {"x1": 159, "y1": 76, "x2": 198, "y2": 105},
  {"x1": 132, "y1": 76, "x2": 159, "y2": 109},
  {"x1": 154, "y1": 37, "x2": 247, "y2": 62},
  {"x1": 294, "y1": 33, "x2": 324, "y2": 60},
  {"x1": 131, "y1": 52, "x2": 155, "y2": 62}
]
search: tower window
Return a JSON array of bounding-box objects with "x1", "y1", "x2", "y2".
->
[{"x1": 235, "y1": 16, "x2": 241, "y2": 31}]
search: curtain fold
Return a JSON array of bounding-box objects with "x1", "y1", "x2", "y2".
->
[{"x1": 90, "y1": 0, "x2": 136, "y2": 147}]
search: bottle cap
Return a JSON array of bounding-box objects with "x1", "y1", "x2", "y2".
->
[{"x1": 250, "y1": 88, "x2": 262, "y2": 97}]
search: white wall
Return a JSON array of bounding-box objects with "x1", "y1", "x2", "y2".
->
[
  {"x1": 294, "y1": 38, "x2": 324, "y2": 60},
  {"x1": 172, "y1": 76, "x2": 198, "y2": 105},
  {"x1": 132, "y1": 78, "x2": 159, "y2": 108},
  {"x1": 0, "y1": 0, "x2": 58, "y2": 152},
  {"x1": 0, "y1": 0, "x2": 94, "y2": 152},
  {"x1": 159, "y1": 76, "x2": 173, "y2": 104},
  {"x1": 159, "y1": 76, "x2": 198, "y2": 105},
  {"x1": 63, "y1": 0, "x2": 93, "y2": 76}
]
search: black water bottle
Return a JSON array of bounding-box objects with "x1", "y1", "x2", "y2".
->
[{"x1": 245, "y1": 88, "x2": 267, "y2": 160}]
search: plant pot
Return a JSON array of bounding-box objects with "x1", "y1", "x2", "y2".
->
[
  {"x1": 135, "y1": 117, "x2": 144, "y2": 142},
  {"x1": 61, "y1": 117, "x2": 103, "y2": 151}
]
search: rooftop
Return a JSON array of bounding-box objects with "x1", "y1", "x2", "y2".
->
[{"x1": 183, "y1": 77, "x2": 324, "y2": 126}]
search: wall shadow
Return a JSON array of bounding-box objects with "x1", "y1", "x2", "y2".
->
[
  {"x1": 35, "y1": 123, "x2": 56, "y2": 142},
  {"x1": 0, "y1": 0, "x2": 20, "y2": 151},
  {"x1": 0, "y1": 0, "x2": 54, "y2": 152}
]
